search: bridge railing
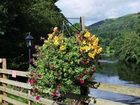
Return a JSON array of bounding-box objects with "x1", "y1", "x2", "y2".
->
[
  {"x1": 0, "y1": 58, "x2": 140, "y2": 105},
  {"x1": 0, "y1": 58, "x2": 59, "y2": 105}
]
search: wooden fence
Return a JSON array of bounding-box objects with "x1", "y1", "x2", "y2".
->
[{"x1": 0, "y1": 58, "x2": 140, "y2": 105}]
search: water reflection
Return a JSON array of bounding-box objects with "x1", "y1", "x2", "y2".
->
[
  {"x1": 117, "y1": 62, "x2": 140, "y2": 84},
  {"x1": 90, "y1": 61, "x2": 140, "y2": 104},
  {"x1": 95, "y1": 73, "x2": 140, "y2": 88},
  {"x1": 89, "y1": 88, "x2": 140, "y2": 104},
  {"x1": 96, "y1": 61, "x2": 140, "y2": 87}
]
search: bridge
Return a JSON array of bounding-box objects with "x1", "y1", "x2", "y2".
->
[{"x1": 0, "y1": 58, "x2": 140, "y2": 105}]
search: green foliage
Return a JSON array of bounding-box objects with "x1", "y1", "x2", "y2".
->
[
  {"x1": 29, "y1": 29, "x2": 102, "y2": 98},
  {"x1": 110, "y1": 32, "x2": 140, "y2": 64},
  {"x1": 8, "y1": 94, "x2": 28, "y2": 104},
  {"x1": 88, "y1": 13, "x2": 140, "y2": 41},
  {"x1": 117, "y1": 62, "x2": 140, "y2": 84},
  {"x1": 70, "y1": 23, "x2": 81, "y2": 33},
  {"x1": 0, "y1": 0, "x2": 64, "y2": 69},
  {"x1": 136, "y1": 13, "x2": 140, "y2": 36},
  {"x1": 104, "y1": 46, "x2": 115, "y2": 55},
  {"x1": 88, "y1": 13, "x2": 140, "y2": 64},
  {"x1": 34, "y1": 36, "x2": 82, "y2": 94}
]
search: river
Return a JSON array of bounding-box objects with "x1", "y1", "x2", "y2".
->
[{"x1": 90, "y1": 59, "x2": 140, "y2": 104}]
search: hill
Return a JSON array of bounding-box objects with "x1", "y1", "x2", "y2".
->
[
  {"x1": 88, "y1": 13, "x2": 140, "y2": 64},
  {"x1": 88, "y1": 13, "x2": 140, "y2": 40}
]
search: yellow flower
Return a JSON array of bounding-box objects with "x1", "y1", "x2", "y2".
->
[
  {"x1": 90, "y1": 45, "x2": 96, "y2": 49},
  {"x1": 53, "y1": 36, "x2": 59, "y2": 46},
  {"x1": 54, "y1": 40, "x2": 59, "y2": 46},
  {"x1": 88, "y1": 52, "x2": 95, "y2": 58},
  {"x1": 48, "y1": 34, "x2": 53, "y2": 40},
  {"x1": 44, "y1": 40, "x2": 48, "y2": 43},
  {"x1": 88, "y1": 43, "x2": 95, "y2": 50},
  {"x1": 88, "y1": 43, "x2": 92, "y2": 48},
  {"x1": 80, "y1": 46, "x2": 84, "y2": 51},
  {"x1": 95, "y1": 37, "x2": 99, "y2": 42},
  {"x1": 93, "y1": 49, "x2": 98, "y2": 54},
  {"x1": 80, "y1": 46, "x2": 90, "y2": 52},
  {"x1": 60, "y1": 45, "x2": 65, "y2": 51},
  {"x1": 82, "y1": 40, "x2": 86, "y2": 44},
  {"x1": 92, "y1": 40, "x2": 98, "y2": 47},
  {"x1": 97, "y1": 47, "x2": 102, "y2": 54},
  {"x1": 90, "y1": 35, "x2": 96, "y2": 41},
  {"x1": 54, "y1": 36, "x2": 59, "y2": 41},
  {"x1": 84, "y1": 31, "x2": 90, "y2": 38},
  {"x1": 83, "y1": 46, "x2": 90, "y2": 52}
]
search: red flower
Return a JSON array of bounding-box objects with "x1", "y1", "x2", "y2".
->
[
  {"x1": 76, "y1": 74, "x2": 83, "y2": 81},
  {"x1": 81, "y1": 59, "x2": 88, "y2": 65},
  {"x1": 28, "y1": 78, "x2": 37, "y2": 85},
  {"x1": 51, "y1": 66, "x2": 56, "y2": 70},
  {"x1": 32, "y1": 88, "x2": 38, "y2": 93},
  {"x1": 51, "y1": 92, "x2": 57, "y2": 96},
  {"x1": 35, "y1": 96, "x2": 40, "y2": 101},
  {"x1": 84, "y1": 70, "x2": 88, "y2": 74},
  {"x1": 79, "y1": 36, "x2": 83, "y2": 40},
  {"x1": 79, "y1": 74, "x2": 83, "y2": 78},
  {"x1": 51, "y1": 90, "x2": 60, "y2": 97},
  {"x1": 38, "y1": 74, "x2": 42, "y2": 79},
  {"x1": 80, "y1": 79, "x2": 85, "y2": 84}
]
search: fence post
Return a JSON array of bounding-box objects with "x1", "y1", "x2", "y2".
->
[
  {"x1": 0, "y1": 58, "x2": 3, "y2": 103},
  {"x1": 28, "y1": 70, "x2": 32, "y2": 105},
  {"x1": 80, "y1": 17, "x2": 89, "y2": 105},
  {"x1": 0, "y1": 59, "x2": 2, "y2": 64},
  {"x1": 2, "y1": 58, "x2": 7, "y2": 78},
  {"x1": 28, "y1": 91, "x2": 32, "y2": 105},
  {"x1": 2, "y1": 58, "x2": 8, "y2": 105},
  {"x1": 80, "y1": 17, "x2": 85, "y2": 31}
]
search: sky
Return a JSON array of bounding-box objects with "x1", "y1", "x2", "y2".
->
[{"x1": 56, "y1": 0, "x2": 140, "y2": 25}]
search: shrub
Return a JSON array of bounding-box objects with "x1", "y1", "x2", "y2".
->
[{"x1": 29, "y1": 28, "x2": 102, "y2": 99}]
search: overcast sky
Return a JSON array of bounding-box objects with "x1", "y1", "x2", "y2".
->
[{"x1": 56, "y1": 0, "x2": 140, "y2": 25}]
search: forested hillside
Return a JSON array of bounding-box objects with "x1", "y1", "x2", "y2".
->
[
  {"x1": 88, "y1": 13, "x2": 140, "y2": 64},
  {"x1": 0, "y1": 0, "x2": 65, "y2": 69}
]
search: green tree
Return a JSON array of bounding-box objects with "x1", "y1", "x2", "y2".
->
[
  {"x1": 136, "y1": 12, "x2": 140, "y2": 36},
  {"x1": 110, "y1": 32, "x2": 140, "y2": 64},
  {"x1": 0, "y1": 0, "x2": 64, "y2": 69}
]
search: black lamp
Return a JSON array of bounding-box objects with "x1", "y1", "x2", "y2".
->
[
  {"x1": 25, "y1": 32, "x2": 34, "y2": 68},
  {"x1": 25, "y1": 32, "x2": 34, "y2": 48}
]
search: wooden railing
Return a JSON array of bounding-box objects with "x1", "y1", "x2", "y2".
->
[
  {"x1": 0, "y1": 58, "x2": 140, "y2": 105},
  {"x1": 0, "y1": 58, "x2": 58, "y2": 105}
]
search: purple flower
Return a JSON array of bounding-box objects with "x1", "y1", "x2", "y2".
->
[
  {"x1": 28, "y1": 78, "x2": 37, "y2": 85},
  {"x1": 35, "y1": 96, "x2": 40, "y2": 101},
  {"x1": 80, "y1": 79, "x2": 85, "y2": 84},
  {"x1": 38, "y1": 74, "x2": 42, "y2": 79}
]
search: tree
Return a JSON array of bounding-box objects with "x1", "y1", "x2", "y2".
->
[
  {"x1": 136, "y1": 12, "x2": 140, "y2": 36},
  {"x1": 0, "y1": 0, "x2": 64, "y2": 69},
  {"x1": 110, "y1": 32, "x2": 140, "y2": 64}
]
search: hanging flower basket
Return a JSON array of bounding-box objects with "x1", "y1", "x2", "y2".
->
[{"x1": 29, "y1": 28, "x2": 102, "y2": 101}]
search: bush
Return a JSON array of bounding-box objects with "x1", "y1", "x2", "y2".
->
[{"x1": 29, "y1": 28, "x2": 102, "y2": 99}]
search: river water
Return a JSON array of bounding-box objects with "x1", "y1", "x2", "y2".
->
[{"x1": 90, "y1": 59, "x2": 140, "y2": 104}]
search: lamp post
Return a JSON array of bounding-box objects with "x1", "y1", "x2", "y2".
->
[{"x1": 25, "y1": 32, "x2": 34, "y2": 68}]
